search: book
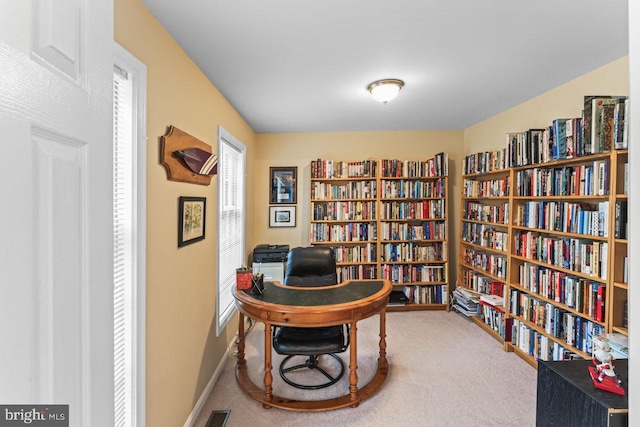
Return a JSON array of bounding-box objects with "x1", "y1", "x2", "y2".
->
[
  {"x1": 614, "y1": 200, "x2": 627, "y2": 239},
  {"x1": 613, "y1": 97, "x2": 627, "y2": 149},
  {"x1": 623, "y1": 162, "x2": 629, "y2": 194},
  {"x1": 552, "y1": 119, "x2": 570, "y2": 160},
  {"x1": 583, "y1": 96, "x2": 626, "y2": 153},
  {"x1": 480, "y1": 293, "x2": 505, "y2": 308}
]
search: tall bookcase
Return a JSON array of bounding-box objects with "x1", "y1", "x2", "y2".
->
[
  {"x1": 508, "y1": 153, "x2": 612, "y2": 365},
  {"x1": 610, "y1": 149, "x2": 628, "y2": 335},
  {"x1": 309, "y1": 160, "x2": 379, "y2": 282},
  {"x1": 457, "y1": 95, "x2": 630, "y2": 367},
  {"x1": 459, "y1": 150, "x2": 511, "y2": 342},
  {"x1": 310, "y1": 153, "x2": 449, "y2": 312}
]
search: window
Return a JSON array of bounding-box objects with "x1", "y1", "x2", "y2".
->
[
  {"x1": 113, "y1": 43, "x2": 147, "y2": 427},
  {"x1": 217, "y1": 127, "x2": 246, "y2": 336}
]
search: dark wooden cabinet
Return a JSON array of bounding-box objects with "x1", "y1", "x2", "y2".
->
[{"x1": 536, "y1": 359, "x2": 628, "y2": 427}]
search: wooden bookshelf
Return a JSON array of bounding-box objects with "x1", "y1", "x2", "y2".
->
[
  {"x1": 457, "y1": 96, "x2": 630, "y2": 367},
  {"x1": 310, "y1": 153, "x2": 450, "y2": 312},
  {"x1": 458, "y1": 149, "x2": 511, "y2": 344},
  {"x1": 609, "y1": 149, "x2": 628, "y2": 335}
]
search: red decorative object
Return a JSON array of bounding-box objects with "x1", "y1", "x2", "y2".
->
[{"x1": 588, "y1": 362, "x2": 625, "y2": 396}]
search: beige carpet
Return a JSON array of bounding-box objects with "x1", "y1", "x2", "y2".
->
[{"x1": 194, "y1": 311, "x2": 538, "y2": 427}]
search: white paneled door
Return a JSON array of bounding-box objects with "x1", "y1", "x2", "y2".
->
[{"x1": 0, "y1": 1, "x2": 115, "y2": 426}]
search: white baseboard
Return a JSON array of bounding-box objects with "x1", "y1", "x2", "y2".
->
[{"x1": 183, "y1": 333, "x2": 237, "y2": 427}]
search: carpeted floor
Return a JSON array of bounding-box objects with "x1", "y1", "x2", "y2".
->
[{"x1": 194, "y1": 311, "x2": 538, "y2": 427}]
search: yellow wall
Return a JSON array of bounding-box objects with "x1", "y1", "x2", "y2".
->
[
  {"x1": 464, "y1": 56, "x2": 629, "y2": 153},
  {"x1": 254, "y1": 131, "x2": 465, "y2": 282},
  {"x1": 114, "y1": 1, "x2": 256, "y2": 426}
]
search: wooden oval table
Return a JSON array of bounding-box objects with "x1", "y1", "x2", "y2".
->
[{"x1": 232, "y1": 279, "x2": 392, "y2": 412}]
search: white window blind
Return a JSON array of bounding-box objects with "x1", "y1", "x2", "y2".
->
[
  {"x1": 217, "y1": 129, "x2": 246, "y2": 335},
  {"x1": 113, "y1": 64, "x2": 133, "y2": 427}
]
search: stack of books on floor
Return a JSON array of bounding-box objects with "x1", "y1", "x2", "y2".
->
[{"x1": 452, "y1": 287, "x2": 480, "y2": 316}]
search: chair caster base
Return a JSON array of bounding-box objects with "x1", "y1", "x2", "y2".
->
[{"x1": 279, "y1": 354, "x2": 345, "y2": 390}]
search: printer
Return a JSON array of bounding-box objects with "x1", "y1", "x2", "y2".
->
[{"x1": 253, "y1": 244, "x2": 289, "y2": 263}]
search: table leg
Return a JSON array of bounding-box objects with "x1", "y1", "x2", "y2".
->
[
  {"x1": 237, "y1": 313, "x2": 246, "y2": 366},
  {"x1": 379, "y1": 309, "x2": 387, "y2": 366},
  {"x1": 349, "y1": 321, "x2": 359, "y2": 407},
  {"x1": 263, "y1": 322, "x2": 273, "y2": 408}
]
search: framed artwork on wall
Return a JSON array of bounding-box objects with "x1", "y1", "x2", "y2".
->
[
  {"x1": 178, "y1": 196, "x2": 206, "y2": 247},
  {"x1": 269, "y1": 205, "x2": 296, "y2": 228},
  {"x1": 270, "y1": 166, "x2": 297, "y2": 204}
]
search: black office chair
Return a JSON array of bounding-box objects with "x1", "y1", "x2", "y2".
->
[{"x1": 272, "y1": 246, "x2": 349, "y2": 390}]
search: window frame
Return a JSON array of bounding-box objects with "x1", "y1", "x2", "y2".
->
[{"x1": 216, "y1": 126, "x2": 246, "y2": 336}]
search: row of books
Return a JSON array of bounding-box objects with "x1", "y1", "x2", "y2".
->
[
  {"x1": 506, "y1": 95, "x2": 629, "y2": 168},
  {"x1": 511, "y1": 319, "x2": 601, "y2": 361},
  {"x1": 511, "y1": 290, "x2": 605, "y2": 343},
  {"x1": 311, "y1": 159, "x2": 378, "y2": 178},
  {"x1": 402, "y1": 284, "x2": 448, "y2": 304},
  {"x1": 583, "y1": 96, "x2": 629, "y2": 152},
  {"x1": 518, "y1": 262, "x2": 606, "y2": 319},
  {"x1": 479, "y1": 300, "x2": 509, "y2": 340},
  {"x1": 311, "y1": 180, "x2": 377, "y2": 200},
  {"x1": 380, "y1": 242, "x2": 447, "y2": 262},
  {"x1": 462, "y1": 148, "x2": 509, "y2": 175},
  {"x1": 514, "y1": 200, "x2": 609, "y2": 237},
  {"x1": 463, "y1": 201, "x2": 509, "y2": 224},
  {"x1": 380, "y1": 200, "x2": 445, "y2": 220},
  {"x1": 463, "y1": 248, "x2": 507, "y2": 279},
  {"x1": 379, "y1": 220, "x2": 447, "y2": 241},
  {"x1": 336, "y1": 265, "x2": 378, "y2": 283},
  {"x1": 463, "y1": 176, "x2": 510, "y2": 197},
  {"x1": 331, "y1": 244, "x2": 377, "y2": 264},
  {"x1": 513, "y1": 231, "x2": 609, "y2": 280},
  {"x1": 514, "y1": 160, "x2": 609, "y2": 197},
  {"x1": 311, "y1": 200, "x2": 376, "y2": 221},
  {"x1": 309, "y1": 222, "x2": 377, "y2": 243},
  {"x1": 461, "y1": 222, "x2": 508, "y2": 252},
  {"x1": 461, "y1": 269, "x2": 505, "y2": 295},
  {"x1": 380, "y1": 178, "x2": 446, "y2": 199},
  {"x1": 381, "y1": 264, "x2": 448, "y2": 284},
  {"x1": 380, "y1": 152, "x2": 449, "y2": 178}
]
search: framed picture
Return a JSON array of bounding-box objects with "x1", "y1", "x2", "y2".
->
[
  {"x1": 269, "y1": 205, "x2": 296, "y2": 228},
  {"x1": 270, "y1": 166, "x2": 297, "y2": 204},
  {"x1": 178, "y1": 196, "x2": 206, "y2": 247}
]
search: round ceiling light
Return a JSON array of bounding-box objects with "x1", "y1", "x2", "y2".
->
[{"x1": 367, "y1": 79, "x2": 404, "y2": 104}]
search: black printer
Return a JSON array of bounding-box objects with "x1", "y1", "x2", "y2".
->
[{"x1": 253, "y1": 244, "x2": 289, "y2": 263}]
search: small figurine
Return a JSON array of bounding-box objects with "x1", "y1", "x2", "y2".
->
[{"x1": 588, "y1": 341, "x2": 625, "y2": 396}]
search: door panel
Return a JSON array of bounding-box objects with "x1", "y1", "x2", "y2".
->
[{"x1": 0, "y1": 1, "x2": 114, "y2": 425}]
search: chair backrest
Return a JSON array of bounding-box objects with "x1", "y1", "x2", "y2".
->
[{"x1": 284, "y1": 247, "x2": 337, "y2": 287}]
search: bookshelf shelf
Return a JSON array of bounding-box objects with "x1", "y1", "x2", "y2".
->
[
  {"x1": 508, "y1": 313, "x2": 591, "y2": 360},
  {"x1": 310, "y1": 154, "x2": 449, "y2": 310},
  {"x1": 508, "y1": 283, "x2": 607, "y2": 326},
  {"x1": 471, "y1": 316, "x2": 504, "y2": 343},
  {"x1": 510, "y1": 254, "x2": 608, "y2": 283},
  {"x1": 510, "y1": 225, "x2": 609, "y2": 241}
]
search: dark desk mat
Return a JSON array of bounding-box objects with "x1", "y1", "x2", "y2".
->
[{"x1": 245, "y1": 280, "x2": 385, "y2": 307}]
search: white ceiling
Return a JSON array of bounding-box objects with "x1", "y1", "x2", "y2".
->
[{"x1": 141, "y1": 0, "x2": 628, "y2": 133}]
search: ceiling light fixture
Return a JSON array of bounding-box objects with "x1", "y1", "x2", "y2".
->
[{"x1": 368, "y1": 79, "x2": 404, "y2": 104}]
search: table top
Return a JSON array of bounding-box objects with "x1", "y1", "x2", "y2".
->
[
  {"x1": 538, "y1": 359, "x2": 628, "y2": 409},
  {"x1": 232, "y1": 279, "x2": 392, "y2": 327}
]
